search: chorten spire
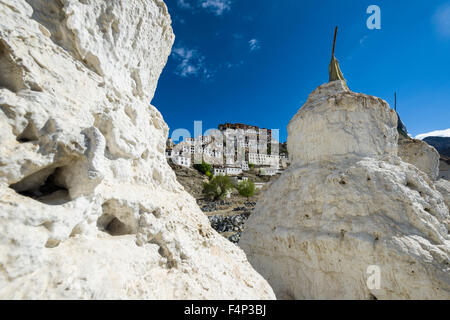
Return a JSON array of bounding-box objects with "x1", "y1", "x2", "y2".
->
[{"x1": 329, "y1": 26, "x2": 345, "y2": 82}]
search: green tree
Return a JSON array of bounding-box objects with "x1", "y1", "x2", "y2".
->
[
  {"x1": 202, "y1": 175, "x2": 234, "y2": 201},
  {"x1": 236, "y1": 180, "x2": 255, "y2": 200},
  {"x1": 194, "y1": 161, "x2": 212, "y2": 176},
  {"x1": 248, "y1": 163, "x2": 255, "y2": 170},
  {"x1": 280, "y1": 142, "x2": 288, "y2": 155}
]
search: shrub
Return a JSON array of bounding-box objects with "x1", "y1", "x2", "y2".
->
[
  {"x1": 236, "y1": 180, "x2": 255, "y2": 200},
  {"x1": 194, "y1": 161, "x2": 212, "y2": 176},
  {"x1": 202, "y1": 175, "x2": 234, "y2": 201},
  {"x1": 248, "y1": 163, "x2": 255, "y2": 169}
]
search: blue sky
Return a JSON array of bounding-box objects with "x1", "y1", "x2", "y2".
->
[{"x1": 152, "y1": 0, "x2": 450, "y2": 143}]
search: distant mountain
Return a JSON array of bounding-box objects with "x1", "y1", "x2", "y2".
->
[
  {"x1": 416, "y1": 128, "x2": 450, "y2": 140},
  {"x1": 415, "y1": 129, "x2": 450, "y2": 157},
  {"x1": 422, "y1": 136, "x2": 450, "y2": 157}
]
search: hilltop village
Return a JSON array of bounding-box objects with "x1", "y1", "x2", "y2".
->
[
  {"x1": 164, "y1": 123, "x2": 291, "y2": 244},
  {"x1": 165, "y1": 123, "x2": 290, "y2": 179}
]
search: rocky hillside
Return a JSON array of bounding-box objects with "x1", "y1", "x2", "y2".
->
[
  {"x1": 0, "y1": 0, "x2": 274, "y2": 299},
  {"x1": 438, "y1": 156, "x2": 450, "y2": 180},
  {"x1": 168, "y1": 162, "x2": 208, "y2": 199},
  {"x1": 169, "y1": 160, "x2": 270, "y2": 243}
]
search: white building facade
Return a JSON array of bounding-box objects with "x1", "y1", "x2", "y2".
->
[
  {"x1": 165, "y1": 124, "x2": 289, "y2": 175},
  {"x1": 172, "y1": 155, "x2": 191, "y2": 167}
]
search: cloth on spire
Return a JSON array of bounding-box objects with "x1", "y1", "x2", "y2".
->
[{"x1": 329, "y1": 56, "x2": 345, "y2": 82}]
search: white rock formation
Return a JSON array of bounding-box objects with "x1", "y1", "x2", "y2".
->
[
  {"x1": 398, "y1": 137, "x2": 440, "y2": 181},
  {"x1": 0, "y1": 0, "x2": 275, "y2": 299},
  {"x1": 240, "y1": 81, "x2": 450, "y2": 300},
  {"x1": 436, "y1": 179, "x2": 450, "y2": 209},
  {"x1": 287, "y1": 81, "x2": 398, "y2": 164}
]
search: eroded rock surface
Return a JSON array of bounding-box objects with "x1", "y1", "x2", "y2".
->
[
  {"x1": 436, "y1": 179, "x2": 450, "y2": 209},
  {"x1": 240, "y1": 81, "x2": 450, "y2": 300},
  {"x1": 0, "y1": 0, "x2": 275, "y2": 299},
  {"x1": 398, "y1": 137, "x2": 440, "y2": 181}
]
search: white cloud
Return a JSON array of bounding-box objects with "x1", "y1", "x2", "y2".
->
[
  {"x1": 172, "y1": 47, "x2": 211, "y2": 79},
  {"x1": 433, "y1": 3, "x2": 450, "y2": 38},
  {"x1": 359, "y1": 35, "x2": 368, "y2": 45},
  {"x1": 200, "y1": 0, "x2": 231, "y2": 16},
  {"x1": 177, "y1": 0, "x2": 192, "y2": 9},
  {"x1": 177, "y1": 0, "x2": 232, "y2": 16},
  {"x1": 224, "y1": 60, "x2": 244, "y2": 69},
  {"x1": 415, "y1": 128, "x2": 450, "y2": 140},
  {"x1": 249, "y1": 39, "x2": 261, "y2": 51}
]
